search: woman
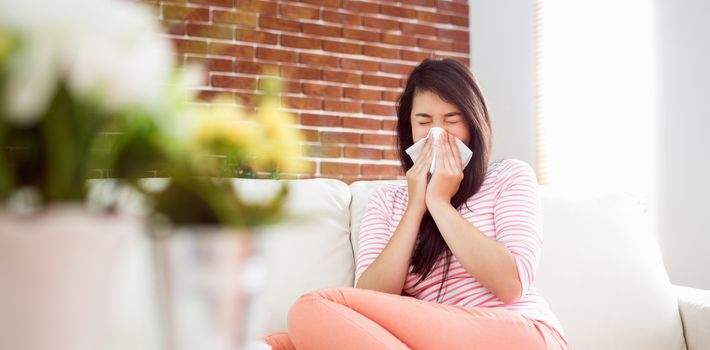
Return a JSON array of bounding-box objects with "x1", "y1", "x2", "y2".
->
[{"x1": 264, "y1": 58, "x2": 569, "y2": 350}]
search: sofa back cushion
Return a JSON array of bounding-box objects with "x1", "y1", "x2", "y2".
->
[
  {"x1": 534, "y1": 186, "x2": 686, "y2": 350},
  {"x1": 349, "y1": 181, "x2": 686, "y2": 350},
  {"x1": 240, "y1": 179, "x2": 355, "y2": 333}
]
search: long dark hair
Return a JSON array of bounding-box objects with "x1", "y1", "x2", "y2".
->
[{"x1": 396, "y1": 58, "x2": 493, "y2": 302}]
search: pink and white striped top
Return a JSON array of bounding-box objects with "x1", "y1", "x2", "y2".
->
[{"x1": 354, "y1": 158, "x2": 567, "y2": 345}]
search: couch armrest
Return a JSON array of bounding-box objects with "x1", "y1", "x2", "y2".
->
[{"x1": 674, "y1": 285, "x2": 710, "y2": 350}]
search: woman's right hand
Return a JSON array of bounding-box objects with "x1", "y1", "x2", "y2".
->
[{"x1": 405, "y1": 135, "x2": 435, "y2": 217}]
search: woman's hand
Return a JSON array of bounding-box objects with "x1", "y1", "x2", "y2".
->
[
  {"x1": 405, "y1": 136, "x2": 434, "y2": 217},
  {"x1": 425, "y1": 132, "x2": 464, "y2": 208}
]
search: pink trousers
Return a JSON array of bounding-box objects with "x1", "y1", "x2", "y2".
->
[{"x1": 262, "y1": 287, "x2": 569, "y2": 350}]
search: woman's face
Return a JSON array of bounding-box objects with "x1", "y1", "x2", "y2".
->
[{"x1": 410, "y1": 90, "x2": 471, "y2": 144}]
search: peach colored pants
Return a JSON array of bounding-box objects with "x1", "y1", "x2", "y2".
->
[{"x1": 262, "y1": 287, "x2": 569, "y2": 350}]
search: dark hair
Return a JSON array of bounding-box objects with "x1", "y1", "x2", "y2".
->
[{"x1": 396, "y1": 58, "x2": 494, "y2": 302}]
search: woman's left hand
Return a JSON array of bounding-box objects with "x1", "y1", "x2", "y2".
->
[{"x1": 425, "y1": 132, "x2": 464, "y2": 208}]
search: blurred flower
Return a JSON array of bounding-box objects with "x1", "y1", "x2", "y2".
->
[{"x1": 0, "y1": 0, "x2": 173, "y2": 125}]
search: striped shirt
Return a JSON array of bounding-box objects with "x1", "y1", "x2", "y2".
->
[{"x1": 354, "y1": 158, "x2": 567, "y2": 345}]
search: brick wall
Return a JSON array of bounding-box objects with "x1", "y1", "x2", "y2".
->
[{"x1": 151, "y1": 0, "x2": 470, "y2": 183}]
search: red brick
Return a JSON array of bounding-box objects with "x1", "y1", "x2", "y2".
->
[
  {"x1": 187, "y1": 23, "x2": 233, "y2": 40},
  {"x1": 187, "y1": 57, "x2": 233, "y2": 72},
  {"x1": 452, "y1": 42, "x2": 470, "y2": 53},
  {"x1": 211, "y1": 75, "x2": 257, "y2": 90},
  {"x1": 343, "y1": 28, "x2": 380, "y2": 42},
  {"x1": 323, "y1": 40, "x2": 362, "y2": 55},
  {"x1": 382, "y1": 119, "x2": 398, "y2": 130},
  {"x1": 301, "y1": 0, "x2": 341, "y2": 7},
  {"x1": 380, "y1": 62, "x2": 415, "y2": 75},
  {"x1": 438, "y1": 1, "x2": 469, "y2": 13},
  {"x1": 362, "y1": 16, "x2": 399, "y2": 30},
  {"x1": 280, "y1": 66, "x2": 321, "y2": 80},
  {"x1": 343, "y1": 0, "x2": 379, "y2": 13},
  {"x1": 344, "y1": 87, "x2": 382, "y2": 101},
  {"x1": 417, "y1": 10, "x2": 450, "y2": 24},
  {"x1": 257, "y1": 47, "x2": 298, "y2": 62},
  {"x1": 321, "y1": 162, "x2": 360, "y2": 175},
  {"x1": 451, "y1": 15, "x2": 469, "y2": 27},
  {"x1": 302, "y1": 23, "x2": 342, "y2": 38},
  {"x1": 279, "y1": 3, "x2": 320, "y2": 19},
  {"x1": 403, "y1": 0, "x2": 436, "y2": 5},
  {"x1": 302, "y1": 83, "x2": 342, "y2": 98},
  {"x1": 363, "y1": 103, "x2": 396, "y2": 116},
  {"x1": 162, "y1": 5, "x2": 209, "y2": 21},
  {"x1": 437, "y1": 28, "x2": 469, "y2": 42},
  {"x1": 235, "y1": 60, "x2": 264, "y2": 74},
  {"x1": 382, "y1": 91, "x2": 402, "y2": 102},
  {"x1": 210, "y1": 42, "x2": 254, "y2": 58},
  {"x1": 236, "y1": 0, "x2": 277, "y2": 14},
  {"x1": 342, "y1": 117, "x2": 381, "y2": 130},
  {"x1": 301, "y1": 114, "x2": 342, "y2": 127},
  {"x1": 401, "y1": 22, "x2": 436, "y2": 36},
  {"x1": 362, "y1": 164, "x2": 403, "y2": 177},
  {"x1": 324, "y1": 100, "x2": 361, "y2": 113},
  {"x1": 235, "y1": 28, "x2": 277, "y2": 44},
  {"x1": 362, "y1": 133, "x2": 397, "y2": 146},
  {"x1": 321, "y1": 132, "x2": 361, "y2": 144},
  {"x1": 362, "y1": 74, "x2": 401, "y2": 88},
  {"x1": 213, "y1": 10, "x2": 257, "y2": 26},
  {"x1": 340, "y1": 58, "x2": 379, "y2": 72},
  {"x1": 322, "y1": 10, "x2": 362, "y2": 25},
  {"x1": 363, "y1": 45, "x2": 400, "y2": 59},
  {"x1": 188, "y1": 0, "x2": 233, "y2": 8},
  {"x1": 259, "y1": 16, "x2": 300, "y2": 31},
  {"x1": 381, "y1": 33, "x2": 417, "y2": 46},
  {"x1": 383, "y1": 148, "x2": 400, "y2": 160},
  {"x1": 344, "y1": 146, "x2": 382, "y2": 159},
  {"x1": 401, "y1": 49, "x2": 432, "y2": 62},
  {"x1": 163, "y1": 21, "x2": 186, "y2": 35},
  {"x1": 173, "y1": 39, "x2": 208, "y2": 54},
  {"x1": 299, "y1": 53, "x2": 340, "y2": 68},
  {"x1": 196, "y1": 89, "x2": 225, "y2": 102},
  {"x1": 284, "y1": 96, "x2": 322, "y2": 110},
  {"x1": 381, "y1": 4, "x2": 416, "y2": 18},
  {"x1": 323, "y1": 70, "x2": 361, "y2": 84},
  {"x1": 418, "y1": 38, "x2": 453, "y2": 51},
  {"x1": 281, "y1": 35, "x2": 321, "y2": 50},
  {"x1": 298, "y1": 128, "x2": 320, "y2": 142},
  {"x1": 303, "y1": 145, "x2": 342, "y2": 158}
]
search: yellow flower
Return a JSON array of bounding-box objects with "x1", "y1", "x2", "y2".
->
[
  {"x1": 0, "y1": 31, "x2": 12, "y2": 64},
  {"x1": 254, "y1": 96, "x2": 307, "y2": 173}
]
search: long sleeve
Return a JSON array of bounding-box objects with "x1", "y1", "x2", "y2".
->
[
  {"x1": 492, "y1": 160, "x2": 543, "y2": 299},
  {"x1": 354, "y1": 185, "x2": 394, "y2": 287}
]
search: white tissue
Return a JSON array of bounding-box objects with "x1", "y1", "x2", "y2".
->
[{"x1": 405, "y1": 127, "x2": 473, "y2": 174}]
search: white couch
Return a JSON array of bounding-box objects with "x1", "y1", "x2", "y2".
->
[{"x1": 102, "y1": 178, "x2": 710, "y2": 350}]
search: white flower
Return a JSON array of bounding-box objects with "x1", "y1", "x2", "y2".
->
[{"x1": 0, "y1": 0, "x2": 175, "y2": 125}]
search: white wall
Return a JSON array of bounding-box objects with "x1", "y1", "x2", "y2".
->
[
  {"x1": 655, "y1": 0, "x2": 710, "y2": 289},
  {"x1": 468, "y1": 0, "x2": 537, "y2": 169},
  {"x1": 470, "y1": 0, "x2": 710, "y2": 289}
]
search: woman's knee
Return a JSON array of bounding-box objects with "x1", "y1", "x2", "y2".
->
[{"x1": 287, "y1": 288, "x2": 344, "y2": 329}]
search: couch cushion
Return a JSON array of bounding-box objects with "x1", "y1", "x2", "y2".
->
[
  {"x1": 349, "y1": 181, "x2": 686, "y2": 350},
  {"x1": 535, "y1": 186, "x2": 686, "y2": 350},
  {"x1": 235, "y1": 179, "x2": 354, "y2": 334}
]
